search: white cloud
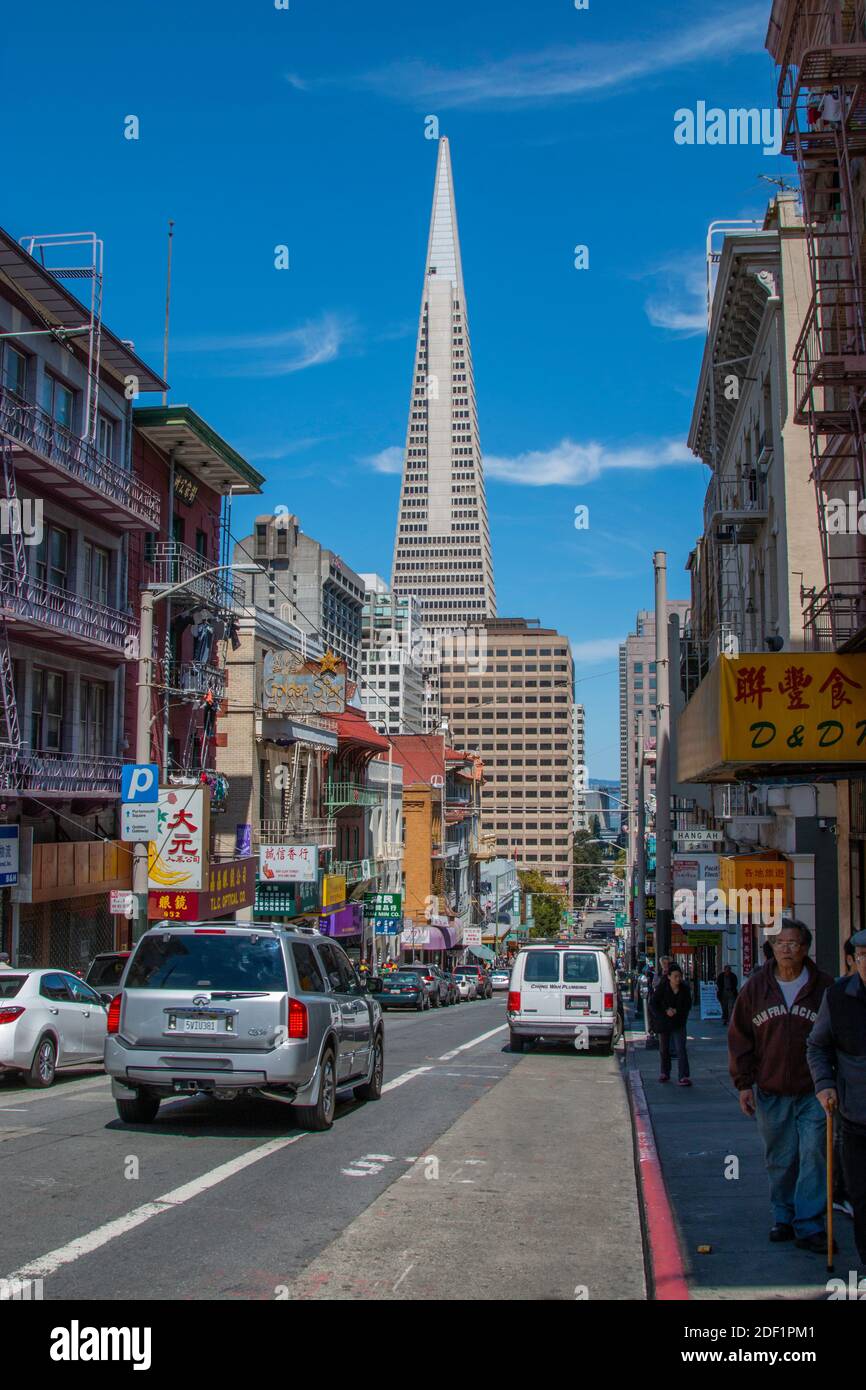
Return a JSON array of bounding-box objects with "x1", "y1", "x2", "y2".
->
[
  {"x1": 570, "y1": 638, "x2": 626, "y2": 664},
  {"x1": 174, "y1": 314, "x2": 350, "y2": 378},
  {"x1": 485, "y1": 438, "x2": 694, "y2": 486},
  {"x1": 355, "y1": 5, "x2": 764, "y2": 108},
  {"x1": 643, "y1": 261, "x2": 707, "y2": 337},
  {"x1": 364, "y1": 446, "x2": 404, "y2": 475}
]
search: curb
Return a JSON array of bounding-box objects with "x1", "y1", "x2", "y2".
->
[{"x1": 625, "y1": 1037, "x2": 690, "y2": 1301}]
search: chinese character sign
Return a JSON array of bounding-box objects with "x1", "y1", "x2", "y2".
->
[
  {"x1": 721, "y1": 653, "x2": 866, "y2": 763},
  {"x1": 148, "y1": 789, "x2": 209, "y2": 892},
  {"x1": 259, "y1": 844, "x2": 317, "y2": 883}
]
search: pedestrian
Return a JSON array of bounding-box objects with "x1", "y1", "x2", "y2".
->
[
  {"x1": 831, "y1": 936, "x2": 858, "y2": 1218},
  {"x1": 716, "y1": 962, "x2": 739, "y2": 1025},
  {"x1": 0, "y1": 952, "x2": 11, "y2": 970},
  {"x1": 728, "y1": 920, "x2": 834, "y2": 1252},
  {"x1": 653, "y1": 964, "x2": 692, "y2": 1087},
  {"x1": 807, "y1": 929, "x2": 866, "y2": 1269},
  {"x1": 652, "y1": 955, "x2": 673, "y2": 990}
]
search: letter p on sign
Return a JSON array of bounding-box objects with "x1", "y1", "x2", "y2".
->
[{"x1": 121, "y1": 762, "x2": 159, "y2": 803}]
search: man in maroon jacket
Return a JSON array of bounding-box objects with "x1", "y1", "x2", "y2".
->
[{"x1": 728, "y1": 919, "x2": 834, "y2": 1253}]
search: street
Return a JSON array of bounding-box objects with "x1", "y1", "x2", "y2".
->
[{"x1": 0, "y1": 998, "x2": 643, "y2": 1301}]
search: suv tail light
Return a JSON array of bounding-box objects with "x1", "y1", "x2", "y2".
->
[
  {"x1": 603, "y1": 992, "x2": 614, "y2": 1011},
  {"x1": 106, "y1": 994, "x2": 122, "y2": 1035},
  {"x1": 288, "y1": 997, "x2": 308, "y2": 1040},
  {"x1": 0, "y1": 1006, "x2": 24, "y2": 1025},
  {"x1": 507, "y1": 991, "x2": 520, "y2": 1013}
]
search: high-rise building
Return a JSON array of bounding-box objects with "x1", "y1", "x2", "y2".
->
[
  {"x1": 237, "y1": 513, "x2": 365, "y2": 681},
  {"x1": 574, "y1": 702, "x2": 587, "y2": 830},
  {"x1": 391, "y1": 137, "x2": 496, "y2": 641},
  {"x1": 358, "y1": 573, "x2": 427, "y2": 736},
  {"x1": 441, "y1": 618, "x2": 575, "y2": 899},
  {"x1": 619, "y1": 604, "x2": 689, "y2": 834}
]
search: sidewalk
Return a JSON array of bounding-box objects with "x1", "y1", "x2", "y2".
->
[{"x1": 628, "y1": 1007, "x2": 860, "y2": 1300}]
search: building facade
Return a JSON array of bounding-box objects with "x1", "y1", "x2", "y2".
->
[{"x1": 358, "y1": 573, "x2": 427, "y2": 736}]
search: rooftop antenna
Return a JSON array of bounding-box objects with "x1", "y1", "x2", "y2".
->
[
  {"x1": 758, "y1": 174, "x2": 798, "y2": 194},
  {"x1": 162, "y1": 219, "x2": 174, "y2": 405}
]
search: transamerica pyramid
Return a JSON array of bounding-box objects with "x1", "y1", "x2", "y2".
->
[{"x1": 391, "y1": 138, "x2": 496, "y2": 638}]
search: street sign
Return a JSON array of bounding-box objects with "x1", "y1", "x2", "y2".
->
[
  {"x1": 120, "y1": 803, "x2": 160, "y2": 843},
  {"x1": 463, "y1": 926, "x2": 483, "y2": 945},
  {"x1": 0, "y1": 826, "x2": 19, "y2": 885},
  {"x1": 675, "y1": 830, "x2": 724, "y2": 847},
  {"x1": 121, "y1": 763, "x2": 159, "y2": 803}
]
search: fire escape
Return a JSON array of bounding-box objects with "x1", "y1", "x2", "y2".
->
[{"x1": 773, "y1": 0, "x2": 866, "y2": 649}]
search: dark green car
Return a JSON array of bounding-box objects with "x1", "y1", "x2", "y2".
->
[{"x1": 379, "y1": 971, "x2": 429, "y2": 1011}]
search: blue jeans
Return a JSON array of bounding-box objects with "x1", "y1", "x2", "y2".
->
[
  {"x1": 659, "y1": 1028, "x2": 689, "y2": 1080},
  {"x1": 754, "y1": 1089, "x2": 826, "y2": 1237}
]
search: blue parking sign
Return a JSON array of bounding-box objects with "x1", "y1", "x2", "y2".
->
[{"x1": 121, "y1": 763, "x2": 159, "y2": 803}]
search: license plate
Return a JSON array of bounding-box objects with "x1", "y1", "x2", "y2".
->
[
  {"x1": 566, "y1": 996, "x2": 590, "y2": 1011},
  {"x1": 183, "y1": 1019, "x2": 219, "y2": 1033}
]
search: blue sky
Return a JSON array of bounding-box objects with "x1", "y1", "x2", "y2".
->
[{"x1": 5, "y1": 0, "x2": 787, "y2": 776}]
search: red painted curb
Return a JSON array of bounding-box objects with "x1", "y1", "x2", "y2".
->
[{"x1": 627, "y1": 1056, "x2": 690, "y2": 1301}]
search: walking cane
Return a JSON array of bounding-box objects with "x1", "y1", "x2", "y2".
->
[{"x1": 826, "y1": 1101, "x2": 835, "y2": 1275}]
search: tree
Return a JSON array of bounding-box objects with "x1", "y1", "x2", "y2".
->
[
  {"x1": 572, "y1": 829, "x2": 607, "y2": 905},
  {"x1": 518, "y1": 869, "x2": 566, "y2": 938}
]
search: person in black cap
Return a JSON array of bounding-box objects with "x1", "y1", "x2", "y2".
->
[{"x1": 807, "y1": 928, "x2": 866, "y2": 1268}]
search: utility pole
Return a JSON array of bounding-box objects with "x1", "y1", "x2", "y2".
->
[
  {"x1": 636, "y1": 707, "x2": 646, "y2": 958},
  {"x1": 654, "y1": 551, "x2": 672, "y2": 961},
  {"x1": 132, "y1": 590, "x2": 156, "y2": 941}
]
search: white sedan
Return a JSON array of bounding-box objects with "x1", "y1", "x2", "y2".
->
[
  {"x1": 490, "y1": 970, "x2": 510, "y2": 992},
  {"x1": 455, "y1": 975, "x2": 477, "y2": 1001},
  {"x1": 0, "y1": 968, "x2": 109, "y2": 1087}
]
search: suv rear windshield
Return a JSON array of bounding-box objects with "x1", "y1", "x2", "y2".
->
[
  {"x1": 126, "y1": 934, "x2": 287, "y2": 992},
  {"x1": 563, "y1": 953, "x2": 600, "y2": 983},
  {"x1": 0, "y1": 975, "x2": 26, "y2": 999},
  {"x1": 86, "y1": 956, "x2": 128, "y2": 987},
  {"x1": 523, "y1": 952, "x2": 560, "y2": 983},
  {"x1": 454, "y1": 966, "x2": 480, "y2": 975}
]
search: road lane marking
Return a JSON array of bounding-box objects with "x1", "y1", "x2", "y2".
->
[
  {"x1": 0, "y1": 1079, "x2": 109, "y2": 1106},
  {"x1": 1, "y1": 1133, "x2": 308, "y2": 1286},
  {"x1": 438, "y1": 1025, "x2": 507, "y2": 1062},
  {"x1": 381, "y1": 1066, "x2": 433, "y2": 1093}
]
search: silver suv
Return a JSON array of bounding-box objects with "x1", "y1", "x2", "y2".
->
[{"x1": 104, "y1": 922, "x2": 384, "y2": 1132}]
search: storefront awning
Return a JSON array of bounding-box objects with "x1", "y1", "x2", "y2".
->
[
  {"x1": 468, "y1": 943, "x2": 495, "y2": 962},
  {"x1": 678, "y1": 652, "x2": 866, "y2": 783}
]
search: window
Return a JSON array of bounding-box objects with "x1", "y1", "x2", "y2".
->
[
  {"x1": 83, "y1": 541, "x2": 109, "y2": 607},
  {"x1": 32, "y1": 669, "x2": 64, "y2": 752},
  {"x1": 291, "y1": 942, "x2": 326, "y2": 993},
  {"x1": 3, "y1": 345, "x2": 27, "y2": 398},
  {"x1": 564, "y1": 953, "x2": 600, "y2": 983},
  {"x1": 97, "y1": 414, "x2": 117, "y2": 461},
  {"x1": 34, "y1": 525, "x2": 69, "y2": 591},
  {"x1": 195, "y1": 529, "x2": 208, "y2": 559},
  {"x1": 317, "y1": 942, "x2": 355, "y2": 992},
  {"x1": 41, "y1": 374, "x2": 74, "y2": 429},
  {"x1": 80, "y1": 681, "x2": 107, "y2": 757},
  {"x1": 39, "y1": 973, "x2": 72, "y2": 1002},
  {"x1": 523, "y1": 951, "x2": 560, "y2": 983},
  {"x1": 66, "y1": 975, "x2": 102, "y2": 1005}
]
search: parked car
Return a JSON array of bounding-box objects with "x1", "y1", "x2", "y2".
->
[
  {"x1": 84, "y1": 951, "x2": 131, "y2": 1000},
  {"x1": 454, "y1": 963, "x2": 490, "y2": 999},
  {"x1": 506, "y1": 941, "x2": 623, "y2": 1055},
  {"x1": 379, "y1": 970, "x2": 428, "y2": 1011},
  {"x1": 399, "y1": 963, "x2": 450, "y2": 1007},
  {"x1": 455, "y1": 973, "x2": 477, "y2": 1001},
  {"x1": 0, "y1": 968, "x2": 109, "y2": 1087},
  {"x1": 104, "y1": 922, "x2": 385, "y2": 1131},
  {"x1": 490, "y1": 969, "x2": 510, "y2": 992},
  {"x1": 441, "y1": 971, "x2": 460, "y2": 1005}
]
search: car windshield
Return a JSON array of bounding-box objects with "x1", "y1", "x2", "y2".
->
[
  {"x1": 0, "y1": 975, "x2": 26, "y2": 999},
  {"x1": 86, "y1": 957, "x2": 128, "y2": 987},
  {"x1": 563, "y1": 953, "x2": 600, "y2": 983},
  {"x1": 125, "y1": 934, "x2": 287, "y2": 991}
]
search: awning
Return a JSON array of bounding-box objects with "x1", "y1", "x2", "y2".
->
[
  {"x1": 260, "y1": 717, "x2": 337, "y2": 751},
  {"x1": 468, "y1": 943, "x2": 495, "y2": 963},
  {"x1": 336, "y1": 708, "x2": 390, "y2": 752}
]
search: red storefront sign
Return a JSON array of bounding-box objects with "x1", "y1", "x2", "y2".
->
[
  {"x1": 148, "y1": 856, "x2": 255, "y2": 920},
  {"x1": 742, "y1": 921, "x2": 754, "y2": 977}
]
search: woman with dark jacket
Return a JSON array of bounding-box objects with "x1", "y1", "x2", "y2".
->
[{"x1": 652, "y1": 965, "x2": 693, "y2": 1087}]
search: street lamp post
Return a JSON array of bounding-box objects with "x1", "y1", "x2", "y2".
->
[{"x1": 131, "y1": 562, "x2": 257, "y2": 935}]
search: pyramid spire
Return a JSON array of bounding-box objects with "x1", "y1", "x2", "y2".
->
[{"x1": 391, "y1": 137, "x2": 496, "y2": 654}]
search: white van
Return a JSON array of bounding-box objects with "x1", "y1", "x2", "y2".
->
[{"x1": 506, "y1": 941, "x2": 622, "y2": 1054}]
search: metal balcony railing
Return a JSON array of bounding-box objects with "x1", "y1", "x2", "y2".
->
[
  {"x1": 803, "y1": 581, "x2": 866, "y2": 649},
  {"x1": 703, "y1": 475, "x2": 769, "y2": 542},
  {"x1": 165, "y1": 661, "x2": 226, "y2": 702},
  {"x1": 145, "y1": 541, "x2": 245, "y2": 609},
  {"x1": 774, "y1": 0, "x2": 866, "y2": 86},
  {"x1": 0, "y1": 565, "x2": 137, "y2": 655},
  {"x1": 0, "y1": 385, "x2": 160, "y2": 528},
  {"x1": 470, "y1": 832, "x2": 497, "y2": 859},
  {"x1": 254, "y1": 818, "x2": 336, "y2": 850},
  {"x1": 0, "y1": 749, "x2": 123, "y2": 794},
  {"x1": 793, "y1": 285, "x2": 866, "y2": 424},
  {"x1": 324, "y1": 781, "x2": 384, "y2": 811}
]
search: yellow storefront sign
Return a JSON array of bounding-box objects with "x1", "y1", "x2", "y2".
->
[
  {"x1": 719, "y1": 855, "x2": 789, "y2": 898},
  {"x1": 322, "y1": 873, "x2": 346, "y2": 907},
  {"x1": 678, "y1": 653, "x2": 866, "y2": 781}
]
